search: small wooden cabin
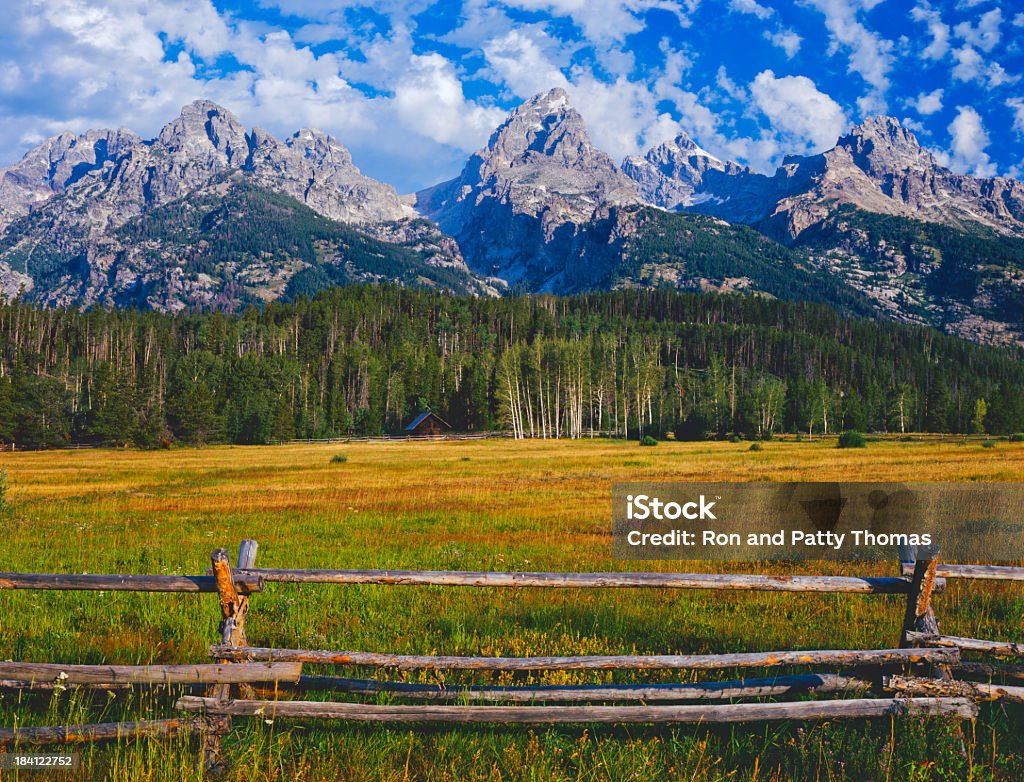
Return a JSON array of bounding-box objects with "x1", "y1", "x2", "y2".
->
[{"x1": 404, "y1": 411, "x2": 452, "y2": 437}]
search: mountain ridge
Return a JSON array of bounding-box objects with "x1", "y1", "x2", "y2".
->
[{"x1": 2, "y1": 91, "x2": 1024, "y2": 345}]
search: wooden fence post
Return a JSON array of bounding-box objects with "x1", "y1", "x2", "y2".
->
[
  {"x1": 202, "y1": 541, "x2": 258, "y2": 775},
  {"x1": 900, "y1": 549, "x2": 940, "y2": 649},
  {"x1": 898, "y1": 546, "x2": 968, "y2": 755}
]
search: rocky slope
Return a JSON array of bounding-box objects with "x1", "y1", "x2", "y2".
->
[
  {"x1": 414, "y1": 88, "x2": 641, "y2": 290},
  {"x1": 2, "y1": 91, "x2": 1024, "y2": 346},
  {"x1": 628, "y1": 116, "x2": 1024, "y2": 242},
  {"x1": 620, "y1": 116, "x2": 1024, "y2": 344},
  {"x1": 621, "y1": 132, "x2": 747, "y2": 211},
  {"x1": 0, "y1": 100, "x2": 485, "y2": 307}
]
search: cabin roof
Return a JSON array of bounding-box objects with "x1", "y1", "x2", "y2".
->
[{"x1": 405, "y1": 411, "x2": 451, "y2": 431}]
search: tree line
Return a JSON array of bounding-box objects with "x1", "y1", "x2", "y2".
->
[{"x1": 1, "y1": 285, "x2": 1023, "y2": 449}]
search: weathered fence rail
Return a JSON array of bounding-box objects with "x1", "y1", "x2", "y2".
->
[
  {"x1": 0, "y1": 719, "x2": 209, "y2": 748},
  {"x1": 175, "y1": 695, "x2": 979, "y2": 724},
  {"x1": 0, "y1": 662, "x2": 301, "y2": 687},
  {"x1": 280, "y1": 673, "x2": 872, "y2": 703},
  {"x1": 2, "y1": 543, "x2": 1022, "y2": 773},
  {"x1": 236, "y1": 568, "x2": 932, "y2": 593},
  {"x1": 213, "y1": 645, "x2": 958, "y2": 672},
  {"x1": 0, "y1": 572, "x2": 263, "y2": 593}
]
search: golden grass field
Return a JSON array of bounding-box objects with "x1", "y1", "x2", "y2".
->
[{"x1": 1, "y1": 437, "x2": 1023, "y2": 781}]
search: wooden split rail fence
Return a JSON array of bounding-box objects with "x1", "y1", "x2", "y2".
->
[{"x1": 1, "y1": 542, "x2": 1022, "y2": 772}]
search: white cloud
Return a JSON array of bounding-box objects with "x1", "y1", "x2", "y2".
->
[
  {"x1": 986, "y1": 62, "x2": 1019, "y2": 88},
  {"x1": 951, "y1": 45, "x2": 983, "y2": 82},
  {"x1": 0, "y1": 0, "x2": 512, "y2": 192},
  {"x1": 911, "y1": 4, "x2": 949, "y2": 60},
  {"x1": 483, "y1": 29, "x2": 571, "y2": 101},
  {"x1": 729, "y1": 0, "x2": 772, "y2": 20},
  {"x1": 496, "y1": 0, "x2": 695, "y2": 44},
  {"x1": 715, "y1": 66, "x2": 746, "y2": 102},
  {"x1": 749, "y1": 70, "x2": 848, "y2": 153},
  {"x1": 938, "y1": 105, "x2": 996, "y2": 177},
  {"x1": 1009, "y1": 98, "x2": 1024, "y2": 136},
  {"x1": 951, "y1": 45, "x2": 1019, "y2": 88},
  {"x1": 953, "y1": 8, "x2": 1002, "y2": 53},
  {"x1": 804, "y1": 0, "x2": 894, "y2": 111},
  {"x1": 391, "y1": 54, "x2": 506, "y2": 148},
  {"x1": 765, "y1": 28, "x2": 802, "y2": 58},
  {"x1": 912, "y1": 88, "x2": 943, "y2": 115}
]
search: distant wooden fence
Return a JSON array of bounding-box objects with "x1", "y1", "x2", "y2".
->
[{"x1": 2, "y1": 544, "x2": 1022, "y2": 773}]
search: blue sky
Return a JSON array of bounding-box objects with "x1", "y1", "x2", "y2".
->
[{"x1": 0, "y1": 0, "x2": 1022, "y2": 192}]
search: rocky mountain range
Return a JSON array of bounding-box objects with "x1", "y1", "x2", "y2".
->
[{"x1": 2, "y1": 91, "x2": 1023, "y2": 344}]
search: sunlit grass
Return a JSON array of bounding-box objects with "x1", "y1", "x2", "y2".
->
[{"x1": 0, "y1": 438, "x2": 1022, "y2": 780}]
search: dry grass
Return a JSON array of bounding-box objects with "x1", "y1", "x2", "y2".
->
[{"x1": 0, "y1": 437, "x2": 1022, "y2": 781}]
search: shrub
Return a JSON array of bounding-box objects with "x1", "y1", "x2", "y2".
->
[
  {"x1": 1009, "y1": 433, "x2": 1024, "y2": 442},
  {"x1": 729, "y1": 435, "x2": 743, "y2": 443},
  {"x1": 639, "y1": 435, "x2": 659, "y2": 447},
  {"x1": 330, "y1": 453, "x2": 349, "y2": 464},
  {"x1": 748, "y1": 442, "x2": 763, "y2": 452},
  {"x1": 837, "y1": 431, "x2": 866, "y2": 449},
  {"x1": 981, "y1": 440, "x2": 996, "y2": 448}
]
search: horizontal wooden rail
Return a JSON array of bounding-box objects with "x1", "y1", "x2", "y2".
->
[
  {"x1": 905, "y1": 633, "x2": 1024, "y2": 658},
  {"x1": 237, "y1": 568, "x2": 932, "y2": 593},
  {"x1": 0, "y1": 718, "x2": 207, "y2": 747},
  {"x1": 285, "y1": 673, "x2": 871, "y2": 703},
  {"x1": 0, "y1": 573, "x2": 263, "y2": 594},
  {"x1": 901, "y1": 563, "x2": 1024, "y2": 582},
  {"x1": 0, "y1": 662, "x2": 302, "y2": 686},
  {"x1": 214, "y1": 646, "x2": 957, "y2": 672},
  {"x1": 886, "y1": 675, "x2": 1024, "y2": 704},
  {"x1": 0, "y1": 680, "x2": 129, "y2": 691},
  {"x1": 176, "y1": 696, "x2": 979, "y2": 723},
  {"x1": 953, "y1": 661, "x2": 1024, "y2": 683}
]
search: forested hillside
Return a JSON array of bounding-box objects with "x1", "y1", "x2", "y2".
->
[{"x1": 1, "y1": 286, "x2": 1022, "y2": 448}]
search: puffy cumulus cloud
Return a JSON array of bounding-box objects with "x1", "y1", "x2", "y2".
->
[
  {"x1": 951, "y1": 45, "x2": 1019, "y2": 88},
  {"x1": 391, "y1": 54, "x2": 506, "y2": 148},
  {"x1": 953, "y1": 7, "x2": 1002, "y2": 53},
  {"x1": 765, "y1": 28, "x2": 802, "y2": 58},
  {"x1": 0, "y1": 0, "x2": 514, "y2": 191},
  {"x1": 951, "y1": 45, "x2": 983, "y2": 81},
  {"x1": 912, "y1": 88, "x2": 943, "y2": 115},
  {"x1": 483, "y1": 29, "x2": 571, "y2": 100},
  {"x1": 911, "y1": 4, "x2": 949, "y2": 60},
  {"x1": 938, "y1": 105, "x2": 996, "y2": 177},
  {"x1": 804, "y1": 0, "x2": 894, "y2": 112},
  {"x1": 1009, "y1": 98, "x2": 1024, "y2": 136},
  {"x1": 0, "y1": 0, "x2": 250, "y2": 152},
  {"x1": 749, "y1": 70, "x2": 848, "y2": 154},
  {"x1": 728, "y1": 0, "x2": 773, "y2": 20},
  {"x1": 497, "y1": 0, "x2": 695, "y2": 45}
]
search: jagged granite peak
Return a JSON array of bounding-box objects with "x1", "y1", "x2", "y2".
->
[
  {"x1": 474, "y1": 87, "x2": 639, "y2": 206},
  {"x1": 624, "y1": 114, "x2": 1024, "y2": 241},
  {"x1": 762, "y1": 115, "x2": 1024, "y2": 239},
  {"x1": 246, "y1": 126, "x2": 412, "y2": 224},
  {"x1": 156, "y1": 99, "x2": 249, "y2": 164},
  {"x1": 414, "y1": 88, "x2": 640, "y2": 287},
  {"x1": 0, "y1": 127, "x2": 142, "y2": 229},
  {"x1": 0, "y1": 99, "x2": 413, "y2": 233},
  {"x1": 622, "y1": 132, "x2": 746, "y2": 211},
  {"x1": 0, "y1": 100, "x2": 463, "y2": 310}
]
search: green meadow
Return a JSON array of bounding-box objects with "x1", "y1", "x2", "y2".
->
[{"x1": 0, "y1": 437, "x2": 1022, "y2": 781}]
